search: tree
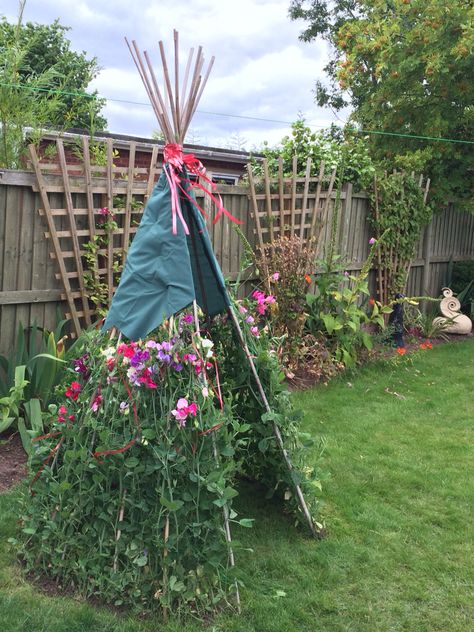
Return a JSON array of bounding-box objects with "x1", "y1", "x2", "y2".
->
[
  {"x1": 289, "y1": 0, "x2": 474, "y2": 206},
  {"x1": 0, "y1": 3, "x2": 106, "y2": 167}
]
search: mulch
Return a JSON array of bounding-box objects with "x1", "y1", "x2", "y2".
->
[{"x1": 0, "y1": 431, "x2": 28, "y2": 493}]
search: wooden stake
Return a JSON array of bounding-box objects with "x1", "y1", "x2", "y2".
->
[
  {"x1": 113, "y1": 489, "x2": 127, "y2": 572},
  {"x1": 173, "y1": 30, "x2": 181, "y2": 141}
]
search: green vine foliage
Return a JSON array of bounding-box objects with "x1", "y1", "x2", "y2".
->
[
  {"x1": 212, "y1": 298, "x2": 321, "y2": 527},
  {"x1": 17, "y1": 317, "x2": 247, "y2": 614},
  {"x1": 305, "y1": 243, "x2": 392, "y2": 367},
  {"x1": 83, "y1": 207, "x2": 120, "y2": 316},
  {"x1": 15, "y1": 297, "x2": 321, "y2": 614},
  {"x1": 250, "y1": 118, "x2": 375, "y2": 191},
  {"x1": 369, "y1": 172, "x2": 432, "y2": 300}
]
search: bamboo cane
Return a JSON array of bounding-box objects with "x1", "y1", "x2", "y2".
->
[
  {"x1": 227, "y1": 305, "x2": 318, "y2": 538},
  {"x1": 192, "y1": 301, "x2": 241, "y2": 612}
]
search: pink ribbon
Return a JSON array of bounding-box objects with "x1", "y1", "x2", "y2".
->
[{"x1": 162, "y1": 143, "x2": 242, "y2": 235}]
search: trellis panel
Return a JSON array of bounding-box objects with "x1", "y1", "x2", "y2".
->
[{"x1": 29, "y1": 138, "x2": 160, "y2": 337}]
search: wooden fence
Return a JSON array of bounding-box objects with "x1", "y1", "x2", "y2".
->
[{"x1": 1, "y1": 168, "x2": 473, "y2": 357}]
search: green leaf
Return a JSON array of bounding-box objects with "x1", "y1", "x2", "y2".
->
[
  {"x1": 212, "y1": 497, "x2": 227, "y2": 508},
  {"x1": 261, "y1": 411, "x2": 279, "y2": 423},
  {"x1": 133, "y1": 556, "x2": 148, "y2": 567},
  {"x1": 321, "y1": 313, "x2": 343, "y2": 335},
  {"x1": 220, "y1": 445, "x2": 235, "y2": 457},
  {"x1": 160, "y1": 497, "x2": 184, "y2": 511},
  {"x1": 141, "y1": 429, "x2": 156, "y2": 440},
  {"x1": 237, "y1": 518, "x2": 254, "y2": 528},
  {"x1": 361, "y1": 332, "x2": 373, "y2": 350},
  {"x1": 125, "y1": 457, "x2": 139, "y2": 468},
  {"x1": 223, "y1": 487, "x2": 239, "y2": 500}
]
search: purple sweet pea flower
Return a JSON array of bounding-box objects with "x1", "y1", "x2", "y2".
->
[
  {"x1": 73, "y1": 354, "x2": 89, "y2": 377},
  {"x1": 157, "y1": 350, "x2": 171, "y2": 363},
  {"x1": 130, "y1": 349, "x2": 150, "y2": 367},
  {"x1": 369, "y1": 237, "x2": 376, "y2": 245}
]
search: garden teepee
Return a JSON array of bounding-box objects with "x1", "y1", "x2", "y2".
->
[
  {"x1": 103, "y1": 34, "x2": 232, "y2": 339},
  {"x1": 20, "y1": 32, "x2": 317, "y2": 617},
  {"x1": 106, "y1": 32, "x2": 316, "y2": 534}
]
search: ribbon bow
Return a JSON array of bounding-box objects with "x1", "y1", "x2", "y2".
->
[{"x1": 162, "y1": 143, "x2": 242, "y2": 235}]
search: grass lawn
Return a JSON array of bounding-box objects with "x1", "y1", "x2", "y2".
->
[{"x1": 1, "y1": 340, "x2": 473, "y2": 631}]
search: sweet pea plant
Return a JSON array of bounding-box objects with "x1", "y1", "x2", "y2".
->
[
  {"x1": 18, "y1": 312, "x2": 248, "y2": 614},
  {"x1": 18, "y1": 298, "x2": 321, "y2": 614},
  {"x1": 211, "y1": 294, "x2": 322, "y2": 528}
]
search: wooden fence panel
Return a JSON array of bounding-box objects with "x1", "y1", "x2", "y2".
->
[{"x1": 0, "y1": 169, "x2": 473, "y2": 357}]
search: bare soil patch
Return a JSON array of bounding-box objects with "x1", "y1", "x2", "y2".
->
[{"x1": 0, "y1": 431, "x2": 27, "y2": 493}]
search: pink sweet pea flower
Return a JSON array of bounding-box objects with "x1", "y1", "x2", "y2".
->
[
  {"x1": 271, "y1": 272, "x2": 280, "y2": 281},
  {"x1": 369, "y1": 237, "x2": 376, "y2": 245},
  {"x1": 187, "y1": 402, "x2": 198, "y2": 416},
  {"x1": 91, "y1": 391, "x2": 103, "y2": 412},
  {"x1": 171, "y1": 398, "x2": 198, "y2": 427}
]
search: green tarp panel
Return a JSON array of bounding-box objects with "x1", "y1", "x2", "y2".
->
[{"x1": 103, "y1": 168, "x2": 230, "y2": 340}]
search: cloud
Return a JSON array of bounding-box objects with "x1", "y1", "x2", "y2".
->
[{"x1": 2, "y1": 0, "x2": 343, "y2": 147}]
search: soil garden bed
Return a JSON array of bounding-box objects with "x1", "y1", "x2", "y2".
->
[{"x1": 0, "y1": 431, "x2": 27, "y2": 492}]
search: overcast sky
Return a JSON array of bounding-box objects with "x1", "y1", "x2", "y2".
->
[{"x1": 2, "y1": 0, "x2": 349, "y2": 150}]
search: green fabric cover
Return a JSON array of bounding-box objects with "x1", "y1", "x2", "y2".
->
[{"x1": 103, "y1": 168, "x2": 230, "y2": 340}]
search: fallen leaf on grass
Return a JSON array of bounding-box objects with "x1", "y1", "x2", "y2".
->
[{"x1": 384, "y1": 387, "x2": 406, "y2": 400}]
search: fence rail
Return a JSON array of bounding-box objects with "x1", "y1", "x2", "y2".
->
[{"x1": 1, "y1": 168, "x2": 473, "y2": 356}]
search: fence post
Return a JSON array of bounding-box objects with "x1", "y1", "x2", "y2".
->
[
  {"x1": 339, "y1": 182, "x2": 353, "y2": 254},
  {"x1": 421, "y1": 222, "x2": 432, "y2": 313}
]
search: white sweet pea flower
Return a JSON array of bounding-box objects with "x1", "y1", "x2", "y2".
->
[
  {"x1": 200, "y1": 338, "x2": 214, "y2": 359},
  {"x1": 101, "y1": 346, "x2": 116, "y2": 361}
]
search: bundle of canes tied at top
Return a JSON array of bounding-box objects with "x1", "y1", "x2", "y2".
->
[{"x1": 126, "y1": 32, "x2": 241, "y2": 235}]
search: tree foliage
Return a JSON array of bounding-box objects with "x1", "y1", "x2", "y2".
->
[
  {"x1": 0, "y1": 7, "x2": 106, "y2": 167},
  {"x1": 289, "y1": 0, "x2": 474, "y2": 206}
]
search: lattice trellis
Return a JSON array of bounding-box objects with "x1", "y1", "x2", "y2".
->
[
  {"x1": 29, "y1": 136, "x2": 161, "y2": 337},
  {"x1": 247, "y1": 156, "x2": 337, "y2": 276}
]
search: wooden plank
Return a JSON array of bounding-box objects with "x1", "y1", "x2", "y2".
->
[
  {"x1": 106, "y1": 138, "x2": 114, "y2": 303},
  {"x1": 290, "y1": 155, "x2": 297, "y2": 236},
  {"x1": 57, "y1": 139, "x2": 91, "y2": 327},
  {"x1": 262, "y1": 159, "x2": 274, "y2": 243},
  {"x1": 278, "y1": 156, "x2": 285, "y2": 236},
  {"x1": 146, "y1": 145, "x2": 160, "y2": 199},
  {"x1": 421, "y1": 222, "x2": 432, "y2": 309},
  {"x1": 123, "y1": 141, "x2": 136, "y2": 262},
  {"x1": 247, "y1": 165, "x2": 265, "y2": 253},
  {"x1": 81, "y1": 136, "x2": 96, "y2": 240},
  {"x1": 45, "y1": 227, "x2": 135, "y2": 239},
  {"x1": 15, "y1": 186, "x2": 33, "y2": 332},
  {"x1": 28, "y1": 144, "x2": 81, "y2": 336},
  {"x1": 309, "y1": 161, "x2": 325, "y2": 239},
  {"x1": 299, "y1": 157, "x2": 311, "y2": 243},
  {"x1": 0, "y1": 289, "x2": 63, "y2": 305},
  {"x1": 1, "y1": 184, "x2": 22, "y2": 348}
]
